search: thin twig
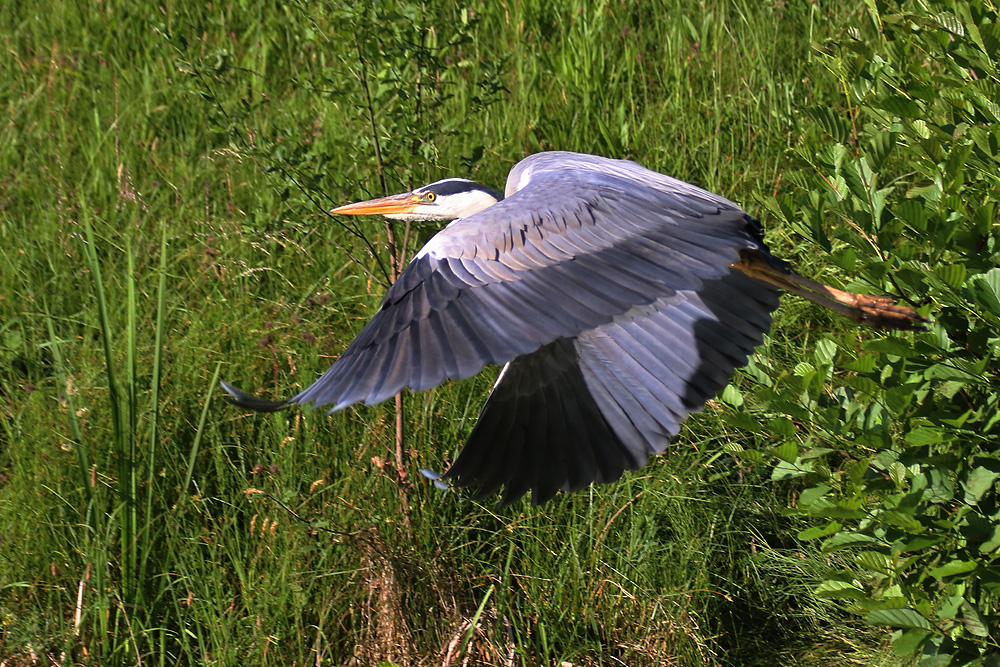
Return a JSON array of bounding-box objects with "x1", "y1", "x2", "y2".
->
[
  {"x1": 189, "y1": 56, "x2": 391, "y2": 286},
  {"x1": 272, "y1": 162, "x2": 392, "y2": 287},
  {"x1": 119, "y1": 597, "x2": 144, "y2": 667},
  {"x1": 260, "y1": 490, "x2": 365, "y2": 539},
  {"x1": 354, "y1": 35, "x2": 411, "y2": 526}
]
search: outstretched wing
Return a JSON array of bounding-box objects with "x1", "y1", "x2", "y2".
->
[
  {"x1": 224, "y1": 154, "x2": 767, "y2": 413},
  {"x1": 442, "y1": 270, "x2": 781, "y2": 505}
]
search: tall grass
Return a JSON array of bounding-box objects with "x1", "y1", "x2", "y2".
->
[{"x1": 0, "y1": 1, "x2": 901, "y2": 664}]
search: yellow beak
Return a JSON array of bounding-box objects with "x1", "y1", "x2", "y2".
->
[{"x1": 330, "y1": 193, "x2": 422, "y2": 216}]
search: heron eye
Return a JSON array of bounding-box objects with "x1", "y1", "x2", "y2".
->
[{"x1": 423, "y1": 192, "x2": 436, "y2": 202}]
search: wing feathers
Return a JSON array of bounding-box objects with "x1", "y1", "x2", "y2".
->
[
  {"x1": 444, "y1": 339, "x2": 631, "y2": 505},
  {"x1": 225, "y1": 152, "x2": 785, "y2": 505},
  {"x1": 438, "y1": 271, "x2": 781, "y2": 504},
  {"x1": 278, "y1": 165, "x2": 760, "y2": 411}
]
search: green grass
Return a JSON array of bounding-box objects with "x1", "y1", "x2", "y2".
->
[{"x1": 0, "y1": 1, "x2": 904, "y2": 664}]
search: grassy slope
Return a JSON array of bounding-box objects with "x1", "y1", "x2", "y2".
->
[{"x1": 0, "y1": 1, "x2": 900, "y2": 665}]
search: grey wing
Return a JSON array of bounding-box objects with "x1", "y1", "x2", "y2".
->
[
  {"x1": 442, "y1": 271, "x2": 781, "y2": 505},
  {"x1": 234, "y1": 156, "x2": 767, "y2": 413},
  {"x1": 440, "y1": 339, "x2": 629, "y2": 506}
]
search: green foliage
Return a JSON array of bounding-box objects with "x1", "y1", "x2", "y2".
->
[
  {"x1": 0, "y1": 0, "x2": 927, "y2": 665},
  {"x1": 757, "y1": 1, "x2": 1000, "y2": 664}
]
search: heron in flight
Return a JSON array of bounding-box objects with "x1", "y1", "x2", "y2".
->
[{"x1": 222, "y1": 151, "x2": 922, "y2": 505}]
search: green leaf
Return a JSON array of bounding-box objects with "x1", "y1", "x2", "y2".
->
[
  {"x1": 823, "y1": 531, "x2": 879, "y2": 552},
  {"x1": 876, "y1": 95, "x2": 922, "y2": 118},
  {"x1": 723, "y1": 441, "x2": 744, "y2": 454},
  {"x1": 980, "y1": 570, "x2": 1000, "y2": 596},
  {"x1": 799, "y1": 484, "x2": 832, "y2": 507},
  {"x1": 868, "y1": 131, "x2": 897, "y2": 170},
  {"x1": 907, "y1": 119, "x2": 933, "y2": 142},
  {"x1": 831, "y1": 247, "x2": 857, "y2": 271},
  {"x1": 889, "y1": 460, "x2": 908, "y2": 485},
  {"x1": 938, "y1": 590, "x2": 964, "y2": 620},
  {"x1": 896, "y1": 535, "x2": 943, "y2": 554},
  {"x1": 863, "y1": 338, "x2": 915, "y2": 356},
  {"x1": 815, "y1": 580, "x2": 868, "y2": 599},
  {"x1": 878, "y1": 509, "x2": 924, "y2": 532},
  {"x1": 721, "y1": 383, "x2": 744, "y2": 408},
  {"x1": 961, "y1": 602, "x2": 989, "y2": 638},
  {"x1": 793, "y1": 361, "x2": 816, "y2": 376},
  {"x1": 856, "y1": 550, "x2": 892, "y2": 573},
  {"x1": 842, "y1": 354, "x2": 878, "y2": 373},
  {"x1": 798, "y1": 521, "x2": 841, "y2": 541},
  {"x1": 928, "y1": 560, "x2": 977, "y2": 579},
  {"x1": 979, "y1": 525, "x2": 1000, "y2": 555},
  {"x1": 963, "y1": 467, "x2": 999, "y2": 504},
  {"x1": 933, "y1": 11, "x2": 964, "y2": 35},
  {"x1": 956, "y1": 2, "x2": 991, "y2": 61},
  {"x1": 855, "y1": 596, "x2": 909, "y2": 612},
  {"x1": 841, "y1": 159, "x2": 871, "y2": 202},
  {"x1": 967, "y1": 268, "x2": 1000, "y2": 316},
  {"x1": 906, "y1": 426, "x2": 945, "y2": 446},
  {"x1": 894, "y1": 199, "x2": 928, "y2": 231},
  {"x1": 771, "y1": 459, "x2": 811, "y2": 480},
  {"x1": 847, "y1": 458, "x2": 870, "y2": 484},
  {"x1": 892, "y1": 628, "x2": 932, "y2": 656},
  {"x1": 867, "y1": 608, "x2": 932, "y2": 630},
  {"x1": 935, "y1": 264, "x2": 967, "y2": 290},
  {"x1": 805, "y1": 107, "x2": 851, "y2": 143},
  {"x1": 922, "y1": 363, "x2": 978, "y2": 382},
  {"x1": 969, "y1": 89, "x2": 1000, "y2": 123},
  {"x1": 727, "y1": 411, "x2": 760, "y2": 431},
  {"x1": 773, "y1": 441, "x2": 799, "y2": 463},
  {"x1": 814, "y1": 338, "x2": 838, "y2": 365},
  {"x1": 768, "y1": 417, "x2": 796, "y2": 437}
]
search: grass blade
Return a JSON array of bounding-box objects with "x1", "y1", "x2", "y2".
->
[{"x1": 182, "y1": 362, "x2": 222, "y2": 501}]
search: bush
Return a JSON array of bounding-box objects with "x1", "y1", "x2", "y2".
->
[{"x1": 755, "y1": 1, "x2": 1000, "y2": 664}]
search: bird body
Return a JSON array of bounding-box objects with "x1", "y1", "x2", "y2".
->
[{"x1": 223, "y1": 151, "x2": 922, "y2": 505}]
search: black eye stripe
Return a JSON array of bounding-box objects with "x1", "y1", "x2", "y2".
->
[{"x1": 419, "y1": 179, "x2": 502, "y2": 200}]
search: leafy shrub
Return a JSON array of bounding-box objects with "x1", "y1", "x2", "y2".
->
[{"x1": 755, "y1": 1, "x2": 1000, "y2": 664}]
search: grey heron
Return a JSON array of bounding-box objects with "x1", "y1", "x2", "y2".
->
[{"x1": 222, "y1": 151, "x2": 923, "y2": 505}]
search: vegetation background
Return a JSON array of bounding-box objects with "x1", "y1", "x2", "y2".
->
[{"x1": 1, "y1": 0, "x2": 996, "y2": 665}]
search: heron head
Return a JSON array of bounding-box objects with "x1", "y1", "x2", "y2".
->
[{"x1": 331, "y1": 178, "x2": 502, "y2": 222}]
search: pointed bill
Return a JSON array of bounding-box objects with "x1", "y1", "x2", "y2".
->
[{"x1": 330, "y1": 192, "x2": 421, "y2": 216}]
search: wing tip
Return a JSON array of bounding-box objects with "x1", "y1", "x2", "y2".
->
[{"x1": 220, "y1": 380, "x2": 292, "y2": 413}]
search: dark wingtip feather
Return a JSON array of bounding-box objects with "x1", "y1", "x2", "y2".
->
[{"x1": 219, "y1": 380, "x2": 292, "y2": 413}]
